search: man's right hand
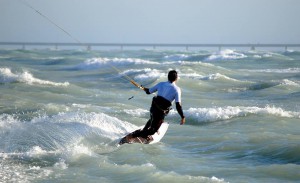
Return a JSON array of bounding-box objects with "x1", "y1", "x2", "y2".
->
[{"x1": 144, "y1": 87, "x2": 150, "y2": 94}]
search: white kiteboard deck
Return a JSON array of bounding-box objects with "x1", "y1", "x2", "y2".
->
[
  {"x1": 149, "y1": 122, "x2": 169, "y2": 144},
  {"x1": 118, "y1": 122, "x2": 169, "y2": 145}
]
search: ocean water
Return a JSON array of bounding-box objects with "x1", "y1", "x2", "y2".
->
[{"x1": 0, "y1": 48, "x2": 300, "y2": 183}]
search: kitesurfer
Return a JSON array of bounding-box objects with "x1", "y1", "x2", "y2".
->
[{"x1": 119, "y1": 70, "x2": 185, "y2": 144}]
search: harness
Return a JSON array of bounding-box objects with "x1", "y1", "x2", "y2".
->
[{"x1": 152, "y1": 96, "x2": 172, "y2": 114}]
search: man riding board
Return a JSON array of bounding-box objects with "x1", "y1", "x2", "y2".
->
[{"x1": 119, "y1": 70, "x2": 185, "y2": 145}]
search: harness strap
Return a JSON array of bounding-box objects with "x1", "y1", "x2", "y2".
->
[
  {"x1": 152, "y1": 96, "x2": 172, "y2": 114},
  {"x1": 153, "y1": 101, "x2": 171, "y2": 114}
]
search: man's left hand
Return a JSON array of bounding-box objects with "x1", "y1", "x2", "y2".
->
[{"x1": 180, "y1": 117, "x2": 185, "y2": 125}]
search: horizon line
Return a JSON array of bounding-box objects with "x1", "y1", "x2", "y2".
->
[
  {"x1": 1, "y1": 42, "x2": 300, "y2": 51},
  {"x1": 1, "y1": 42, "x2": 300, "y2": 46}
]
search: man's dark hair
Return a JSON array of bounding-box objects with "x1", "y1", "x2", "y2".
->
[{"x1": 168, "y1": 70, "x2": 178, "y2": 82}]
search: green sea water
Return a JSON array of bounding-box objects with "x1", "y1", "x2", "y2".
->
[{"x1": 0, "y1": 49, "x2": 300, "y2": 183}]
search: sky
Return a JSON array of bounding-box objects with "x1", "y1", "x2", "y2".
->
[{"x1": 1, "y1": 0, "x2": 300, "y2": 44}]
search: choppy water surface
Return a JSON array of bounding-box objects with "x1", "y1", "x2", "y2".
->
[{"x1": 0, "y1": 49, "x2": 300, "y2": 183}]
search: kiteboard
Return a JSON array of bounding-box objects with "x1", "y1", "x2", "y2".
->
[{"x1": 118, "y1": 122, "x2": 169, "y2": 145}]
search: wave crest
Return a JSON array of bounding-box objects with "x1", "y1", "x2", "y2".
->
[
  {"x1": 205, "y1": 49, "x2": 247, "y2": 61},
  {"x1": 0, "y1": 68, "x2": 69, "y2": 86},
  {"x1": 172, "y1": 106, "x2": 300, "y2": 123},
  {"x1": 76, "y1": 57, "x2": 159, "y2": 70}
]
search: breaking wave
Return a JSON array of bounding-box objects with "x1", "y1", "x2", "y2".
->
[
  {"x1": 120, "y1": 68, "x2": 165, "y2": 83},
  {"x1": 0, "y1": 111, "x2": 138, "y2": 183},
  {"x1": 240, "y1": 68, "x2": 300, "y2": 74},
  {"x1": 123, "y1": 105, "x2": 300, "y2": 124},
  {"x1": 76, "y1": 57, "x2": 159, "y2": 70},
  {"x1": 0, "y1": 111, "x2": 137, "y2": 154},
  {"x1": 0, "y1": 68, "x2": 69, "y2": 86},
  {"x1": 169, "y1": 106, "x2": 300, "y2": 123},
  {"x1": 205, "y1": 49, "x2": 247, "y2": 61}
]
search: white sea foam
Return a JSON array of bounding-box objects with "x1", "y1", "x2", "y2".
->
[
  {"x1": 121, "y1": 68, "x2": 238, "y2": 83},
  {"x1": 106, "y1": 160, "x2": 228, "y2": 183},
  {"x1": 201, "y1": 73, "x2": 239, "y2": 81},
  {"x1": 122, "y1": 104, "x2": 300, "y2": 123},
  {"x1": 180, "y1": 72, "x2": 205, "y2": 79},
  {"x1": 280, "y1": 79, "x2": 299, "y2": 86},
  {"x1": 164, "y1": 54, "x2": 190, "y2": 61},
  {"x1": 54, "y1": 159, "x2": 68, "y2": 170},
  {"x1": 253, "y1": 54, "x2": 262, "y2": 59},
  {"x1": 67, "y1": 144, "x2": 95, "y2": 157},
  {"x1": 41, "y1": 111, "x2": 137, "y2": 140},
  {"x1": 0, "y1": 146, "x2": 56, "y2": 182},
  {"x1": 48, "y1": 57, "x2": 64, "y2": 60},
  {"x1": 179, "y1": 72, "x2": 239, "y2": 82},
  {"x1": 26, "y1": 146, "x2": 48, "y2": 156},
  {"x1": 0, "y1": 162, "x2": 54, "y2": 183},
  {"x1": 0, "y1": 111, "x2": 137, "y2": 160},
  {"x1": 123, "y1": 108, "x2": 148, "y2": 117},
  {"x1": 206, "y1": 49, "x2": 247, "y2": 61},
  {"x1": 0, "y1": 113, "x2": 18, "y2": 128},
  {"x1": 149, "y1": 172, "x2": 228, "y2": 183},
  {"x1": 1, "y1": 111, "x2": 136, "y2": 141},
  {"x1": 241, "y1": 68, "x2": 300, "y2": 73},
  {"x1": 122, "y1": 68, "x2": 165, "y2": 82},
  {"x1": 262, "y1": 52, "x2": 294, "y2": 60},
  {"x1": 163, "y1": 60, "x2": 225, "y2": 72},
  {"x1": 0, "y1": 68, "x2": 69, "y2": 86},
  {"x1": 77, "y1": 57, "x2": 159, "y2": 70},
  {"x1": 171, "y1": 106, "x2": 300, "y2": 123}
]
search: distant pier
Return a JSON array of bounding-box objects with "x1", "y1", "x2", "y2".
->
[{"x1": 0, "y1": 42, "x2": 299, "y2": 51}]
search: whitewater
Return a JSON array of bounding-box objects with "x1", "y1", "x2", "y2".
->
[{"x1": 0, "y1": 48, "x2": 299, "y2": 183}]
